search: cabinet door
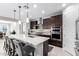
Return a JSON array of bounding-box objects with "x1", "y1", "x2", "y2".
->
[
  {"x1": 43, "y1": 15, "x2": 62, "y2": 29},
  {"x1": 30, "y1": 21, "x2": 37, "y2": 29}
]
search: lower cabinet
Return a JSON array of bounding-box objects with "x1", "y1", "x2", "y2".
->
[
  {"x1": 43, "y1": 40, "x2": 49, "y2": 56},
  {"x1": 38, "y1": 35, "x2": 62, "y2": 48},
  {"x1": 48, "y1": 39, "x2": 62, "y2": 48}
]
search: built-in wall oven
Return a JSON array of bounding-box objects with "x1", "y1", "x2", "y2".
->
[{"x1": 51, "y1": 26, "x2": 61, "y2": 41}]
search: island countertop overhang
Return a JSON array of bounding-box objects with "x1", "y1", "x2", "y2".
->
[{"x1": 8, "y1": 35, "x2": 49, "y2": 46}]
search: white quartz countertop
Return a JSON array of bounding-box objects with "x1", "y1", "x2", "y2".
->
[{"x1": 8, "y1": 34, "x2": 49, "y2": 46}]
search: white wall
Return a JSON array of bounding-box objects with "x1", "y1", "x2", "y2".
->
[{"x1": 63, "y1": 4, "x2": 79, "y2": 55}]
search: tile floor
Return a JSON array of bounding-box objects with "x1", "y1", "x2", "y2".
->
[
  {"x1": 0, "y1": 39, "x2": 71, "y2": 56},
  {"x1": 48, "y1": 45, "x2": 65, "y2": 56}
]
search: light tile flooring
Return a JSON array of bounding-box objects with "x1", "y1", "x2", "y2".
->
[
  {"x1": 0, "y1": 39, "x2": 71, "y2": 56},
  {"x1": 48, "y1": 45, "x2": 65, "y2": 56}
]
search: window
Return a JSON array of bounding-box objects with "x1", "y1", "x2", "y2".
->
[{"x1": 0, "y1": 23, "x2": 10, "y2": 33}]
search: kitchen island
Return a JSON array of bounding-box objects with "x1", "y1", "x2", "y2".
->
[{"x1": 8, "y1": 34, "x2": 49, "y2": 56}]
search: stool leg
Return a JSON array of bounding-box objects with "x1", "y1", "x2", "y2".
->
[{"x1": 32, "y1": 51, "x2": 34, "y2": 56}]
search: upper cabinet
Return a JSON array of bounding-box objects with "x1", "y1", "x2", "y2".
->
[
  {"x1": 43, "y1": 15, "x2": 62, "y2": 29},
  {"x1": 30, "y1": 21, "x2": 38, "y2": 29},
  {"x1": 30, "y1": 15, "x2": 62, "y2": 29}
]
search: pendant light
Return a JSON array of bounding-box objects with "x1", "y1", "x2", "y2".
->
[
  {"x1": 13, "y1": 9, "x2": 16, "y2": 25},
  {"x1": 18, "y1": 6, "x2": 21, "y2": 24},
  {"x1": 13, "y1": 9, "x2": 16, "y2": 20},
  {"x1": 24, "y1": 3, "x2": 29, "y2": 23}
]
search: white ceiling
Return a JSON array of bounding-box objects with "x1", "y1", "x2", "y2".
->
[{"x1": 0, "y1": 3, "x2": 69, "y2": 21}]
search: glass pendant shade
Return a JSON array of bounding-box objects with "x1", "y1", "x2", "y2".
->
[
  {"x1": 18, "y1": 20, "x2": 21, "y2": 24},
  {"x1": 26, "y1": 18, "x2": 29, "y2": 23}
]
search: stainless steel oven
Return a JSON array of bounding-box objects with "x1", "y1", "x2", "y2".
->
[{"x1": 51, "y1": 26, "x2": 61, "y2": 41}]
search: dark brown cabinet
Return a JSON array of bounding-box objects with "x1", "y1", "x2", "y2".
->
[
  {"x1": 43, "y1": 15, "x2": 62, "y2": 29},
  {"x1": 43, "y1": 15, "x2": 63, "y2": 47},
  {"x1": 30, "y1": 15, "x2": 63, "y2": 47},
  {"x1": 30, "y1": 21, "x2": 38, "y2": 29},
  {"x1": 48, "y1": 39, "x2": 62, "y2": 47}
]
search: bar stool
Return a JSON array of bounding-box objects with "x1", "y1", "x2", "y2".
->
[
  {"x1": 4, "y1": 36, "x2": 15, "y2": 56},
  {"x1": 4, "y1": 36, "x2": 8, "y2": 51},
  {"x1": 13, "y1": 39, "x2": 35, "y2": 56},
  {"x1": 4, "y1": 36, "x2": 10, "y2": 55},
  {"x1": 8, "y1": 38, "x2": 15, "y2": 56}
]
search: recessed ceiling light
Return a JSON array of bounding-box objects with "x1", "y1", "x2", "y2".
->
[
  {"x1": 33, "y1": 4, "x2": 37, "y2": 8},
  {"x1": 62, "y1": 3, "x2": 67, "y2": 7},
  {"x1": 42, "y1": 10, "x2": 45, "y2": 14}
]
